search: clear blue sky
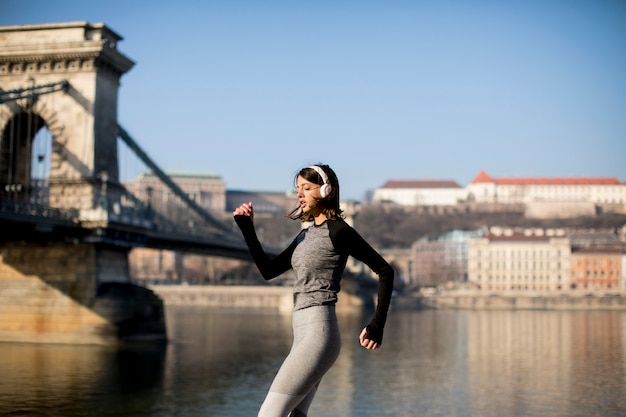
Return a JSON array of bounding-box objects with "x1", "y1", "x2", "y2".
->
[{"x1": 2, "y1": 0, "x2": 625, "y2": 200}]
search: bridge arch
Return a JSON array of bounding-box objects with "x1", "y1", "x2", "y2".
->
[
  {"x1": 0, "y1": 109, "x2": 43, "y2": 201},
  {"x1": 0, "y1": 95, "x2": 83, "y2": 204}
]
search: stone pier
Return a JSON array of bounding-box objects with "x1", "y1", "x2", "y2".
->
[{"x1": 0, "y1": 242, "x2": 166, "y2": 345}]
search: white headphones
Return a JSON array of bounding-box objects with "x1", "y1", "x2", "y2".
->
[{"x1": 309, "y1": 165, "x2": 332, "y2": 198}]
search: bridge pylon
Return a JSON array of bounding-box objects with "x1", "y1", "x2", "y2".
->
[{"x1": 0, "y1": 21, "x2": 133, "y2": 212}]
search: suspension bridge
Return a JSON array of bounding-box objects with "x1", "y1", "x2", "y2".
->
[
  {"x1": 0, "y1": 79, "x2": 249, "y2": 258},
  {"x1": 0, "y1": 21, "x2": 262, "y2": 345}
]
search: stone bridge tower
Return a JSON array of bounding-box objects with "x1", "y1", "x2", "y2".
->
[
  {"x1": 0, "y1": 21, "x2": 133, "y2": 213},
  {"x1": 0, "y1": 22, "x2": 167, "y2": 345}
]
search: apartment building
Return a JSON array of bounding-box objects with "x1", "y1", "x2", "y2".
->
[
  {"x1": 468, "y1": 228, "x2": 572, "y2": 292},
  {"x1": 410, "y1": 229, "x2": 483, "y2": 289},
  {"x1": 571, "y1": 247, "x2": 625, "y2": 290},
  {"x1": 568, "y1": 230, "x2": 625, "y2": 292}
]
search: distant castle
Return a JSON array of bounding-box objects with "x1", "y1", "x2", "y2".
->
[
  {"x1": 372, "y1": 170, "x2": 626, "y2": 218},
  {"x1": 127, "y1": 169, "x2": 626, "y2": 218}
]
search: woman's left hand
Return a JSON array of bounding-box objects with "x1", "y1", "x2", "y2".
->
[
  {"x1": 233, "y1": 202, "x2": 254, "y2": 222},
  {"x1": 359, "y1": 327, "x2": 380, "y2": 350}
]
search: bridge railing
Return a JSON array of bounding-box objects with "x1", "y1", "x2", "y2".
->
[
  {"x1": 0, "y1": 197, "x2": 79, "y2": 224},
  {"x1": 1, "y1": 175, "x2": 238, "y2": 244}
]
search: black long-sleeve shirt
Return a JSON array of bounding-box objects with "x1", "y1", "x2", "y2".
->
[{"x1": 234, "y1": 215, "x2": 394, "y2": 344}]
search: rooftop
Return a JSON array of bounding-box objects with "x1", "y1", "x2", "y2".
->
[
  {"x1": 138, "y1": 170, "x2": 221, "y2": 179},
  {"x1": 381, "y1": 179, "x2": 462, "y2": 189},
  {"x1": 470, "y1": 170, "x2": 623, "y2": 186}
]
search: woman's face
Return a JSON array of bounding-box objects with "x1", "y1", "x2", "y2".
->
[{"x1": 296, "y1": 175, "x2": 322, "y2": 215}]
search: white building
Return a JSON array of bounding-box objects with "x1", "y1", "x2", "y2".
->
[
  {"x1": 468, "y1": 227, "x2": 572, "y2": 292},
  {"x1": 371, "y1": 171, "x2": 626, "y2": 217},
  {"x1": 372, "y1": 179, "x2": 467, "y2": 206},
  {"x1": 466, "y1": 171, "x2": 626, "y2": 205}
]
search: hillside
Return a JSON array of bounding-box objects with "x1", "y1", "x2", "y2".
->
[
  {"x1": 354, "y1": 205, "x2": 626, "y2": 248},
  {"x1": 252, "y1": 204, "x2": 626, "y2": 249}
]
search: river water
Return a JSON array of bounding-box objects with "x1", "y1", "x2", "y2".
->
[{"x1": 1, "y1": 305, "x2": 625, "y2": 417}]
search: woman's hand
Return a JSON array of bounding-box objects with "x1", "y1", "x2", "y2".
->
[
  {"x1": 359, "y1": 327, "x2": 380, "y2": 350},
  {"x1": 233, "y1": 202, "x2": 254, "y2": 222}
]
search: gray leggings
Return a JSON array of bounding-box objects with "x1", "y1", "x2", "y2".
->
[{"x1": 258, "y1": 305, "x2": 341, "y2": 417}]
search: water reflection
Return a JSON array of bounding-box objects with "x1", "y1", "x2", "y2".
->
[
  {"x1": 0, "y1": 307, "x2": 624, "y2": 417},
  {"x1": 465, "y1": 311, "x2": 626, "y2": 417},
  {"x1": 0, "y1": 342, "x2": 166, "y2": 416},
  {"x1": 160, "y1": 307, "x2": 295, "y2": 416},
  {"x1": 311, "y1": 309, "x2": 626, "y2": 417}
]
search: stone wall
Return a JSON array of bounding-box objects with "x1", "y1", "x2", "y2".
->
[
  {"x1": 420, "y1": 294, "x2": 626, "y2": 310},
  {"x1": 525, "y1": 201, "x2": 597, "y2": 219},
  {"x1": 150, "y1": 284, "x2": 369, "y2": 313}
]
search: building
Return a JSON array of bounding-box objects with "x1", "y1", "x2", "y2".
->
[
  {"x1": 127, "y1": 170, "x2": 226, "y2": 215},
  {"x1": 466, "y1": 171, "x2": 626, "y2": 205},
  {"x1": 411, "y1": 229, "x2": 484, "y2": 289},
  {"x1": 130, "y1": 248, "x2": 180, "y2": 284},
  {"x1": 126, "y1": 171, "x2": 228, "y2": 285},
  {"x1": 571, "y1": 247, "x2": 624, "y2": 290},
  {"x1": 378, "y1": 247, "x2": 412, "y2": 287},
  {"x1": 568, "y1": 231, "x2": 625, "y2": 290},
  {"x1": 372, "y1": 179, "x2": 467, "y2": 206},
  {"x1": 468, "y1": 227, "x2": 572, "y2": 292},
  {"x1": 372, "y1": 171, "x2": 626, "y2": 217},
  {"x1": 226, "y1": 190, "x2": 295, "y2": 216}
]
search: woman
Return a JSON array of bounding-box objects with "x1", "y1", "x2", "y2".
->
[{"x1": 233, "y1": 164, "x2": 394, "y2": 417}]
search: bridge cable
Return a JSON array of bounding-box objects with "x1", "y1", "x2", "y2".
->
[
  {"x1": 117, "y1": 124, "x2": 234, "y2": 235},
  {"x1": 7, "y1": 110, "x2": 15, "y2": 194},
  {"x1": 26, "y1": 85, "x2": 34, "y2": 198},
  {"x1": 0, "y1": 81, "x2": 69, "y2": 104}
]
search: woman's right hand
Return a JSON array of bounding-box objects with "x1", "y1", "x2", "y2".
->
[{"x1": 233, "y1": 202, "x2": 254, "y2": 222}]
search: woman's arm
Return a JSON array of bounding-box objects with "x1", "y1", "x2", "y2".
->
[
  {"x1": 233, "y1": 214, "x2": 295, "y2": 280},
  {"x1": 330, "y1": 220, "x2": 394, "y2": 347}
]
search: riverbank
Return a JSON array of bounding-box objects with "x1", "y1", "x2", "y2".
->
[
  {"x1": 150, "y1": 285, "x2": 626, "y2": 311},
  {"x1": 393, "y1": 291, "x2": 626, "y2": 310},
  {"x1": 148, "y1": 284, "x2": 368, "y2": 313}
]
